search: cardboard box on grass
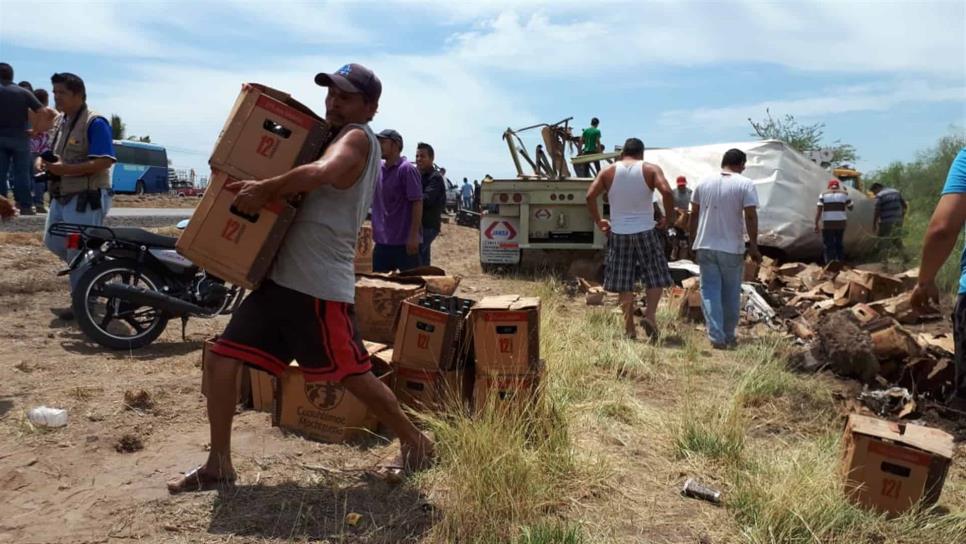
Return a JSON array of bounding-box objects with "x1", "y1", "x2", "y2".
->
[
  {"x1": 470, "y1": 295, "x2": 541, "y2": 374},
  {"x1": 273, "y1": 344, "x2": 393, "y2": 443},
  {"x1": 355, "y1": 275, "x2": 426, "y2": 344},
  {"x1": 393, "y1": 366, "x2": 471, "y2": 413},
  {"x1": 176, "y1": 169, "x2": 296, "y2": 289},
  {"x1": 209, "y1": 83, "x2": 329, "y2": 181},
  {"x1": 841, "y1": 413, "x2": 954, "y2": 516},
  {"x1": 392, "y1": 294, "x2": 474, "y2": 371},
  {"x1": 472, "y1": 360, "x2": 544, "y2": 415}
]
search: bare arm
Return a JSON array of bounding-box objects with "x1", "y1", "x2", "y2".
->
[
  {"x1": 912, "y1": 193, "x2": 966, "y2": 309},
  {"x1": 744, "y1": 206, "x2": 761, "y2": 261},
  {"x1": 228, "y1": 128, "x2": 369, "y2": 214},
  {"x1": 45, "y1": 157, "x2": 114, "y2": 177},
  {"x1": 585, "y1": 165, "x2": 613, "y2": 232},
  {"x1": 814, "y1": 205, "x2": 822, "y2": 232}
]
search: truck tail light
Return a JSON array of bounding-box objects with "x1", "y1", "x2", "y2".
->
[
  {"x1": 550, "y1": 194, "x2": 557, "y2": 201},
  {"x1": 512, "y1": 193, "x2": 522, "y2": 203},
  {"x1": 499, "y1": 193, "x2": 509, "y2": 203},
  {"x1": 66, "y1": 233, "x2": 82, "y2": 250}
]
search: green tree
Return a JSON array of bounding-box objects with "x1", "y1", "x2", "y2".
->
[
  {"x1": 865, "y1": 131, "x2": 966, "y2": 290},
  {"x1": 749, "y1": 109, "x2": 858, "y2": 165},
  {"x1": 110, "y1": 114, "x2": 126, "y2": 140}
]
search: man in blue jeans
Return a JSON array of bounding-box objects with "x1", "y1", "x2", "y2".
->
[
  {"x1": 0, "y1": 63, "x2": 56, "y2": 215},
  {"x1": 41, "y1": 72, "x2": 116, "y2": 320},
  {"x1": 415, "y1": 142, "x2": 446, "y2": 266},
  {"x1": 912, "y1": 147, "x2": 966, "y2": 406},
  {"x1": 689, "y1": 148, "x2": 761, "y2": 349}
]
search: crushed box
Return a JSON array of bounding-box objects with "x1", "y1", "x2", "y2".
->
[
  {"x1": 470, "y1": 295, "x2": 540, "y2": 373},
  {"x1": 176, "y1": 169, "x2": 296, "y2": 289},
  {"x1": 355, "y1": 275, "x2": 426, "y2": 344},
  {"x1": 209, "y1": 83, "x2": 328, "y2": 181},
  {"x1": 392, "y1": 294, "x2": 474, "y2": 371},
  {"x1": 841, "y1": 413, "x2": 954, "y2": 516},
  {"x1": 274, "y1": 355, "x2": 392, "y2": 444}
]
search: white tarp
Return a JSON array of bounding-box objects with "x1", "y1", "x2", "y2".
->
[{"x1": 645, "y1": 140, "x2": 875, "y2": 258}]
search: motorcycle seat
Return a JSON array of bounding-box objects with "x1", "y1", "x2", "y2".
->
[{"x1": 111, "y1": 228, "x2": 178, "y2": 249}]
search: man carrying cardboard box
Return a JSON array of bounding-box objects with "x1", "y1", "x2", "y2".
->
[{"x1": 168, "y1": 64, "x2": 434, "y2": 494}]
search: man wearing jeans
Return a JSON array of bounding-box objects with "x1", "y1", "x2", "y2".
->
[
  {"x1": 415, "y1": 142, "x2": 445, "y2": 266},
  {"x1": 0, "y1": 63, "x2": 55, "y2": 215},
  {"x1": 689, "y1": 148, "x2": 761, "y2": 349},
  {"x1": 372, "y1": 129, "x2": 421, "y2": 272}
]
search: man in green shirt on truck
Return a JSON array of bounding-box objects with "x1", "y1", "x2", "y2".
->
[{"x1": 578, "y1": 117, "x2": 603, "y2": 176}]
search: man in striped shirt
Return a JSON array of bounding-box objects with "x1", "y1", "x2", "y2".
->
[
  {"x1": 871, "y1": 182, "x2": 908, "y2": 248},
  {"x1": 815, "y1": 179, "x2": 853, "y2": 263}
]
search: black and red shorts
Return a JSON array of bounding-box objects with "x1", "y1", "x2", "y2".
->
[{"x1": 210, "y1": 280, "x2": 371, "y2": 383}]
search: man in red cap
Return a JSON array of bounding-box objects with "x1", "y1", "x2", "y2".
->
[
  {"x1": 668, "y1": 176, "x2": 693, "y2": 260},
  {"x1": 168, "y1": 63, "x2": 434, "y2": 493},
  {"x1": 815, "y1": 178, "x2": 853, "y2": 263}
]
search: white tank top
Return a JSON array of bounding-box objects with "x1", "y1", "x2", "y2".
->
[{"x1": 608, "y1": 160, "x2": 655, "y2": 234}]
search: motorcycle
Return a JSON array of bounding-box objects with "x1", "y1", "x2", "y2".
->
[{"x1": 47, "y1": 221, "x2": 244, "y2": 350}]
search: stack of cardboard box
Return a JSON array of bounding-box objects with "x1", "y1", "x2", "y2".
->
[
  {"x1": 176, "y1": 83, "x2": 329, "y2": 289},
  {"x1": 468, "y1": 295, "x2": 542, "y2": 413},
  {"x1": 391, "y1": 294, "x2": 475, "y2": 412}
]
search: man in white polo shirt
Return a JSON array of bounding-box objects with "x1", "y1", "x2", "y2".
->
[{"x1": 689, "y1": 148, "x2": 761, "y2": 349}]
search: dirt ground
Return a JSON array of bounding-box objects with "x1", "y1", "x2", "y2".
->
[
  {"x1": 0, "y1": 222, "x2": 962, "y2": 543},
  {"x1": 113, "y1": 194, "x2": 201, "y2": 209},
  {"x1": 0, "y1": 223, "x2": 530, "y2": 544}
]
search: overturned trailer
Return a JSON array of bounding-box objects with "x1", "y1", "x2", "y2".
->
[{"x1": 643, "y1": 140, "x2": 876, "y2": 258}]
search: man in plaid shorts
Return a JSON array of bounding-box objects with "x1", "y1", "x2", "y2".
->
[{"x1": 586, "y1": 137, "x2": 675, "y2": 340}]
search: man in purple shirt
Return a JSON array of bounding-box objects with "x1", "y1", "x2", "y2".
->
[{"x1": 372, "y1": 129, "x2": 422, "y2": 272}]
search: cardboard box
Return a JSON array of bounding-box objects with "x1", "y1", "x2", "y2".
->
[
  {"x1": 274, "y1": 357, "x2": 392, "y2": 443},
  {"x1": 209, "y1": 83, "x2": 328, "y2": 181},
  {"x1": 841, "y1": 414, "x2": 954, "y2": 516},
  {"x1": 355, "y1": 275, "x2": 426, "y2": 344},
  {"x1": 176, "y1": 169, "x2": 296, "y2": 289},
  {"x1": 470, "y1": 295, "x2": 540, "y2": 373},
  {"x1": 392, "y1": 294, "x2": 474, "y2": 371},
  {"x1": 250, "y1": 368, "x2": 275, "y2": 413},
  {"x1": 354, "y1": 225, "x2": 374, "y2": 274},
  {"x1": 472, "y1": 363, "x2": 543, "y2": 414},
  {"x1": 743, "y1": 259, "x2": 760, "y2": 282},
  {"x1": 393, "y1": 366, "x2": 470, "y2": 413}
]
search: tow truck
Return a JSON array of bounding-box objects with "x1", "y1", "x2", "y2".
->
[{"x1": 479, "y1": 117, "x2": 610, "y2": 273}]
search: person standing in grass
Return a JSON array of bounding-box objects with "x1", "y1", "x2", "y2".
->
[
  {"x1": 912, "y1": 147, "x2": 966, "y2": 407},
  {"x1": 689, "y1": 148, "x2": 762, "y2": 349},
  {"x1": 870, "y1": 182, "x2": 908, "y2": 249},
  {"x1": 586, "y1": 137, "x2": 675, "y2": 341},
  {"x1": 814, "y1": 178, "x2": 853, "y2": 264}
]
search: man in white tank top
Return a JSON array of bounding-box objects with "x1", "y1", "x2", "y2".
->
[
  {"x1": 169, "y1": 64, "x2": 434, "y2": 493},
  {"x1": 688, "y1": 148, "x2": 761, "y2": 349},
  {"x1": 586, "y1": 137, "x2": 675, "y2": 340}
]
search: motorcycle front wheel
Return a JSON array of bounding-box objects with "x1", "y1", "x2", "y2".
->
[{"x1": 72, "y1": 259, "x2": 170, "y2": 350}]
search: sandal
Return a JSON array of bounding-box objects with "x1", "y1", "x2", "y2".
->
[
  {"x1": 641, "y1": 319, "x2": 659, "y2": 342},
  {"x1": 167, "y1": 465, "x2": 236, "y2": 494}
]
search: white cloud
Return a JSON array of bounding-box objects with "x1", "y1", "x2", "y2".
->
[
  {"x1": 94, "y1": 54, "x2": 535, "y2": 180},
  {"x1": 658, "y1": 81, "x2": 966, "y2": 128}
]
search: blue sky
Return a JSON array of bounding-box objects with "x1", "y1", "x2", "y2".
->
[{"x1": 2, "y1": 0, "x2": 963, "y2": 183}]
